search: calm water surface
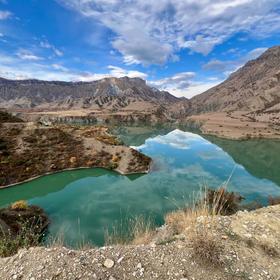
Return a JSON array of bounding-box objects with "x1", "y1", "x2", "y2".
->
[{"x1": 0, "y1": 127, "x2": 280, "y2": 246}]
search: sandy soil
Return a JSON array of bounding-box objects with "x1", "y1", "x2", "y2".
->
[{"x1": 187, "y1": 111, "x2": 280, "y2": 140}]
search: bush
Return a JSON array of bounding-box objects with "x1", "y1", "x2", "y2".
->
[
  {"x1": 0, "y1": 221, "x2": 41, "y2": 257},
  {"x1": 190, "y1": 226, "x2": 225, "y2": 266},
  {"x1": 268, "y1": 196, "x2": 280, "y2": 206},
  {"x1": 204, "y1": 188, "x2": 244, "y2": 215},
  {"x1": 11, "y1": 200, "x2": 28, "y2": 210},
  {"x1": 0, "y1": 204, "x2": 49, "y2": 257}
]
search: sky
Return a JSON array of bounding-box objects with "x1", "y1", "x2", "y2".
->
[{"x1": 0, "y1": 0, "x2": 279, "y2": 98}]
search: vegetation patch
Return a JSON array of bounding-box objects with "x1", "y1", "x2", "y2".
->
[
  {"x1": 0, "y1": 201, "x2": 49, "y2": 257},
  {"x1": 105, "y1": 215, "x2": 155, "y2": 246},
  {"x1": 0, "y1": 122, "x2": 150, "y2": 186},
  {"x1": 0, "y1": 111, "x2": 23, "y2": 124}
]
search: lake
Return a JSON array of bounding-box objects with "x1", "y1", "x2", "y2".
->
[{"x1": 0, "y1": 127, "x2": 280, "y2": 246}]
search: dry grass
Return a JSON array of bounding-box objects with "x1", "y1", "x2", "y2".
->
[
  {"x1": 190, "y1": 226, "x2": 225, "y2": 266},
  {"x1": 105, "y1": 215, "x2": 155, "y2": 246},
  {"x1": 0, "y1": 220, "x2": 42, "y2": 257},
  {"x1": 165, "y1": 187, "x2": 239, "y2": 234},
  {"x1": 165, "y1": 188, "x2": 234, "y2": 266},
  {"x1": 11, "y1": 200, "x2": 28, "y2": 210}
]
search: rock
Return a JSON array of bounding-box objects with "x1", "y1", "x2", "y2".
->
[
  {"x1": 104, "y1": 258, "x2": 115, "y2": 268},
  {"x1": 136, "y1": 263, "x2": 142, "y2": 269}
]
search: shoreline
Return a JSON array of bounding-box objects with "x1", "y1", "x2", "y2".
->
[
  {"x1": 0, "y1": 165, "x2": 151, "y2": 190},
  {"x1": 8, "y1": 108, "x2": 280, "y2": 141},
  {"x1": 0, "y1": 122, "x2": 151, "y2": 188}
]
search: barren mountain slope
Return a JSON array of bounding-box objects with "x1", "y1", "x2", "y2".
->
[
  {"x1": 190, "y1": 46, "x2": 280, "y2": 114},
  {"x1": 0, "y1": 76, "x2": 187, "y2": 112}
]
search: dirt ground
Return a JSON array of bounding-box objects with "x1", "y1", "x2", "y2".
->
[
  {"x1": 0, "y1": 122, "x2": 150, "y2": 187},
  {"x1": 187, "y1": 111, "x2": 280, "y2": 140},
  {"x1": 0, "y1": 205, "x2": 279, "y2": 280}
]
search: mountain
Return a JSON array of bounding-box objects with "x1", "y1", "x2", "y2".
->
[
  {"x1": 190, "y1": 46, "x2": 280, "y2": 115},
  {"x1": 0, "y1": 76, "x2": 186, "y2": 112},
  {"x1": 1, "y1": 46, "x2": 279, "y2": 122}
]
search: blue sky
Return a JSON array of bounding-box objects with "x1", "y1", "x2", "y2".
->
[{"x1": 0, "y1": 0, "x2": 279, "y2": 98}]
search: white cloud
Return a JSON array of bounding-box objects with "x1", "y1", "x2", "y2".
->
[
  {"x1": 149, "y1": 72, "x2": 221, "y2": 98},
  {"x1": 149, "y1": 72, "x2": 195, "y2": 91},
  {"x1": 16, "y1": 49, "x2": 43, "y2": 61},
  {"x1": 203, "y1": 59, "x2": 229, "y2": 72},
  {"x1": 58, "y1": 0, "x2": 280, "y2": 64},
  {"x1": 181, "y1": 81, "x2": 223, "y2": 98},
  {"x1": 203, "y1": 47, "x2": 268, "y2": 74},
  {"x1": 0, "y1": 51, "x2": 148, "y2": 82},
  {"x1": 245, "y1": 47, "x2": 268, "y2": 60},
  {"x1": 0, "y1": 10, "x2": 12, "y2": 20},
  {"x1": 52, "y1": 63, "x2": 69, "y2": 72},
  {"x1": 136, "y1": 129, "x2": 207, "y2": 150},
  {"x1": 40, "y1": 40, "x2": 64, "y2": 57},
  {"x1": 75, "y1": 65, "x2": 148, "y2": 82}
]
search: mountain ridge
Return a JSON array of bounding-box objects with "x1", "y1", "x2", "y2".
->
[
  {"x1": 0, "y1": 76, "x2": 182, "y2": 111},
  {"x1": 189, "y1": 46, "x2": 280, "y2": 114},
  {"x1": 0, "y1": 46, "x2": 279, "y2": 123}
]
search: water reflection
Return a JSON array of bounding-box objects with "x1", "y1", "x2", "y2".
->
[{"x1": 0, "y1": 128, "x2": 279, "y2": 246}]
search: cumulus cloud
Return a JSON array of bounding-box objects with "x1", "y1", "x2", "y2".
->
[
  {"x1": 58, "y1": 0, "x2": 280, "y2": 64},
  {"x1": 149, "y1": 72, "x2": 222, "y2": 98},
  {"x1": 149, "y1": 72, "x2": 195, "y2": 90},
  {"x1": 0, "y1": 10, "x2": 12, "y2": 20}
]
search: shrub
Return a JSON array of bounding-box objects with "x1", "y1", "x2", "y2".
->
[
  {"x1": 107, "y1": 161, "x2": 118, "y2": 170},
  {"x1": 204, "y1": 188, "x2": 243, "y2": 215},
  {"x1": 11, "y1": 200, "x2": 28, "y2": 210},
  {"x1": 0, "y1": 221, "x2": 41, "y2": 257},
  {"x1": 0, "y1": 204, "x2": 49, "y2": 257},
  {"x1": 268, "y1": 196, "x2": 280, "y2": 206},
  {"x1": 190, "y1": 226, "x2": 225, "y2": 266}
]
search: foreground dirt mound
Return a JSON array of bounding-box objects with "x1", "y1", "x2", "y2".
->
[{"x1": 1, "y1": 205, "x2": 279, "y2": 280}]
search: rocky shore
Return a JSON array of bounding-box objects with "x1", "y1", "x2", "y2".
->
[{"x1": 0, "y1": 205, "x2": 279, "y2": 280}]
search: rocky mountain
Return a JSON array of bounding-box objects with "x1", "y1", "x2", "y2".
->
[
  {"x1": 1, "y1": 46, "x2": 279, "y2": 121},
  {"x1": 190, "y1": 46, "x2": 280, "y2": 115},
  {"x1": 0, "y1": 76, "x2": 187, "y2": 113}
]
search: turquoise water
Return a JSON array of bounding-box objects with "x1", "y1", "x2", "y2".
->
[{"x1": 0, "y1": 128, "x2": 280, "y2": 246}]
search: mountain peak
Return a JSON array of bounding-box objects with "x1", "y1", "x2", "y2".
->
[{"x1": 190, "y1": 45, "x2": 280, "y2": 114}]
